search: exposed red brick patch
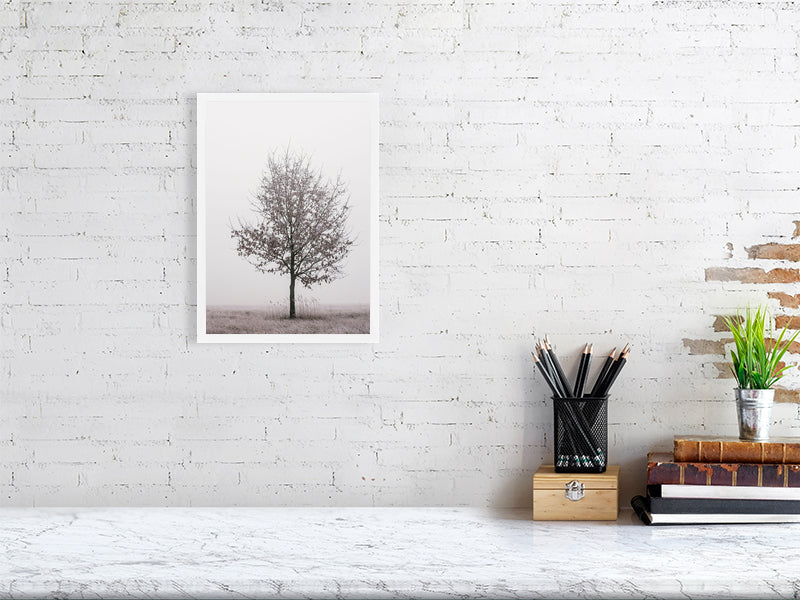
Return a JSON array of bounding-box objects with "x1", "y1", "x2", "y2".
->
[
  {"x1": 775, "y1": 315, "x2": 800, "y2": 330},
  {"x1": 746, "y1": 243, "x2": 800, "y2": 262},
  {"x1": 715, "y1": 363, "x2": 798, "y2": 381},
  {"x1": 713, "y1": 315, "x2": 741, "y2": 332},
  {"x1": 766, "y1": 339, "x2": 800, "y2": 354},
  {"x1": 769, "y1": 292, "x2": 800, "y2": 309},
  {"x1": 683, "y1": 338, "x2": 728, "y2": 355},
  {"x1": 714, "y1": 362, "x2": 735, "y2": 379},
  {"x1": 705, "y1": 267, "x2": 800, "y2": 284},
  {"x1": 705, "y1": 227, "x2": 799, "y2": 402},
  {"x1": 775, "y1": 388, "x2": 800, "y2": 404}
]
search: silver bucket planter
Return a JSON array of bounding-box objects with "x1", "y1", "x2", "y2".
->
[{"x1": 735, "y1": 388, "x2": 775, "y2": 441}]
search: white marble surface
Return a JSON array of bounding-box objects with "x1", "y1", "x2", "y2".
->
[{"x1": 0, "y1": 507, "x2": 799, "y2": 599}]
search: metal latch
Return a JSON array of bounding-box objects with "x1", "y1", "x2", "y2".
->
[{"x1": 565, "y1": 480, "x2": 584, "y2": 501}]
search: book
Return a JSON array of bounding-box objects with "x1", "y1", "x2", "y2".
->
[
  {"x1": 674, "y1": 435, "x2": 800, "y2": 464},
  {"x1": 645, "y1": 491, "x2": 800, "y2": 514},
  {"x1": 647, "y1": 452, "x2": 800, "y2": 487},
  {"x1": 631, "y1": 495, "x2": 800, "y2": 525},
  {"x1": 650, "y1": 483, "x2": 800, "y2": 501}
]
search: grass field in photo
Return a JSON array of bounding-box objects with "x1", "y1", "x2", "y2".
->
[{"x1": 206, "y1": 302, "x2": 370, "y2": 335}]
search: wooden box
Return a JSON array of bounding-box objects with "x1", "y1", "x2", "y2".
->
[{"x1": 533, "y1": 465, "x2": 619, "y2": 521}]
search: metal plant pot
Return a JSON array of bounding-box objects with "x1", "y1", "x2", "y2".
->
[{"x1": 735, "y1": 388, "x2": 775, "y2": 441}]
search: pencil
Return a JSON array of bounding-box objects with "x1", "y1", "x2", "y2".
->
[
  {"x1": 598, "y1": 347, "x2": 629, "y2": 397},
  {"x1": 536, "y1": 341, "x2": 551, "y2": 376},
  {"x1": 539, "y1": 341, "x2": 568, "y2": 398},
  {"x1": 532, "y1": 351, "x2": 561, "y2": 398},
  {"x1": 589, "y1": 347, "x2": 616, "y2": 398},
  {"x1": 572, "y1": 343, "x2": 586, "y2": 397},
  {"x1": 573, "y1": 343, "x2": 591, "y2": 398},
  {"x1": 544, "y1": 335, "x2": 572, "y2": 398},
  {"x1": 599, "y1": 344, "x2": 629, "y2": 395},
  {"x1": 535, "y1": 347, "x2": 582, "y2": 464},
  {"x1": 559, "y1": 412, "x2": 592, "y2": 467},
  {"x1": 540, "y1": 340, "x2": 587, "y2": 462},
  {"x1": 561, "y1": 399, "x2": 604, "y2": 465}
]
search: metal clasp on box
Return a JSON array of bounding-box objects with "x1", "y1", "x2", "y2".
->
[{"x1": 565, "y1": 480, "x2": 584, "y2": 501}]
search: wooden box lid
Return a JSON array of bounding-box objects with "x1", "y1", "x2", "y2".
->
[{"x1": 534, "y1": 465, "x2": 620, "y2": 490}]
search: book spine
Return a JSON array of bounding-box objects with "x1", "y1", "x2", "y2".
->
[
  {"x1": 674, "y1": 439, "x2": 800, "y2": 464},
  {"x1": 647, "y1": 461, "x2": 800, "y2": 487},
  {"x1": 630, "y1": 495, "x2": 652, "y2": 525}
]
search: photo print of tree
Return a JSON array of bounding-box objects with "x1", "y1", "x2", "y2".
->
[{"x1": 197, "y1": 93, "x2": 378, "y2": 343}]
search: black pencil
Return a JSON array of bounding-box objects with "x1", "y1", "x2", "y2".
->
[
  {"x1": 538, "y1": 341, "x2": 568, "y2": 397},
  {"x1": 536, "y1": 341, "x2": 552, "y2": 377},
  {"x1": 598, "y1": 346, "x2": 629, "y2": 397},
  {"x1": 589, "y1": 347, "x2": 616, "y2": 398},
  {"x1": 572, "y1": 343, "x2": 586, "y2": 397},
  {"x1": 537, "y1": 342, "x2": 563, "y2": 397},
  {"x1": 532, "y1": 351, "x2": 561, "y2": 398},
  {"x1": 534, "y1": 347, "x2": 569, "y2": 459},
  {"x1": 544, "y1": 335, "x2": 572, "y2": 397},
  {"x1": 538, "y1": 340, "x2": 587, "y2": 463},
  {"x1": 573, "y1": 343, "x2": 591, "y2": 398},
  {"x1": 552, "y1": 340, "x2": 603, "y2": 463},
  {"x1": 537, "y1": 348, "x2": 586, "y2": 464},
  {"x1": 558, "y1": 408, "x2": 593, "y2": 466},
  {"x1": 597, "y1": 343, "x2": 629, "y2": 395},
  {"x1": 561, "y1": 398, "x2": 604, "y2": 464}
]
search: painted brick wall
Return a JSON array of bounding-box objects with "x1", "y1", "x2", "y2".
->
[{"x1": 1, "y1": 0, "x2": 799, "y2": 507}]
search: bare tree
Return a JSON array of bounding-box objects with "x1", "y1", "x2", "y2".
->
[{"x1": 231, "y1": 149, "x2": 354, "y2": 319}]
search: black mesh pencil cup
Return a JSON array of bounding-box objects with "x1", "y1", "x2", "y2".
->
[{"x1": 553, "y1": 396, "x2": 608, "y2": 473}]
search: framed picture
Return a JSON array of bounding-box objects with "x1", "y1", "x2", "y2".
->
[{"x1": 197, "y1": 93, "x2": 379, "y2": 343}]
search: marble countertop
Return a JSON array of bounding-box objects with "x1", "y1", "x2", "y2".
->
[{"x1": 0, "y1": 507, "x2": 798, "y2": 599}]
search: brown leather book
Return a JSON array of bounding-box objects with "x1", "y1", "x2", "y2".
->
[
  {"x1": 674, "y1": 435, "x2": 800, "y2": 464},
  {"x1": 647, "y1": 452, "x2": 800, "y2": 487}
]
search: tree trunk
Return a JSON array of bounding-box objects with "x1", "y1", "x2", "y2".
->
[{"x1": 289, "y1": 275, "x2": 296, "y2": 319}]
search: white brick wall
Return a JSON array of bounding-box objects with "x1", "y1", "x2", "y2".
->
[{"x1": 1, "y1": 0, "x2": 800, "y2": 507}]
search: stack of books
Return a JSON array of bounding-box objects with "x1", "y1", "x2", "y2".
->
[{"x1": 632, "y1": 435, "x2": 800, "y2": 525}]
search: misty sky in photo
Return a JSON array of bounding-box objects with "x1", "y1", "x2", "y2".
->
[{"x1": 203, "y1": 95, "x2": 373, "y2": 308}]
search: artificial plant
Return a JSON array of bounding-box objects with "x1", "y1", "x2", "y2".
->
[{"x1": 724, "y1": 306, "x2": 800, "y2": 390}]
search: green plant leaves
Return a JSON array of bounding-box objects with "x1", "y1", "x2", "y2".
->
[{"x1": 724, "y1": 306, "x2": 800, "y2": 389}]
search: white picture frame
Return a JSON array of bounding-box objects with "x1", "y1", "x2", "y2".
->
[{"x1": 196, "y1": 93, "x2": 379, "y2": 343}]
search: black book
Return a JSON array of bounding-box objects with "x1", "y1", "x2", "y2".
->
[
  {"x1": 631, "y1": 495, "x2": 800, "y2": 525},
  {"x1": 647, "y1": 493, "x2": 800, "y2": 514}
]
